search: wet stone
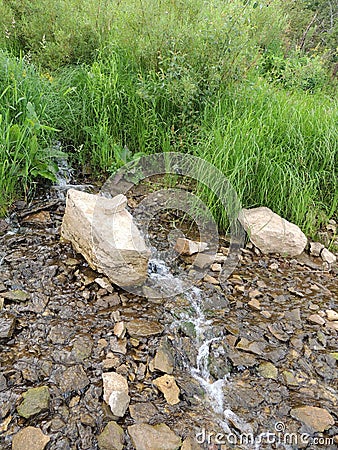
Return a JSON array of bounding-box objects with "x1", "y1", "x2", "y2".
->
[
  {"x1": 0, "y1": 373, "x2": 7, "y2": 391},
  {"x1": 128, "y1": 423, "x2": 182, "y2": 450},
  {"x1": 0, "y1": 314, "x2": 16, "y2": 339},
  {"x1": 12, "y1": 426, "x2": 50, "y2": 450},
  {"x1": 71, "y1": 335, "x2": 93, "y2": 361},
  {"x1": 48, "y1": 325, "x2": 74, "y2": 344},
  {"x1": 58, "y1": 365, "x2": 90, "y2": 394},
  {"x1": 97, "y1": 421, "x2": 124, "y2": 450},
  {"x1": 150, "y1": 337, "x2": 175, "y2": 374},
  {"x1": 17, "y1": 386, "x2": 50, "y2": 418},
  {"x1": 236, "y1": 337, "x2": 264, "y2": 355},
  {"x1": 1, "y1": 290, "x2": 30, "y2": 302}
]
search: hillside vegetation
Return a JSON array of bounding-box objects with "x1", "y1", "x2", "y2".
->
[{"x1": 0, "y1": 0, "x2": 337, "y2": 235}]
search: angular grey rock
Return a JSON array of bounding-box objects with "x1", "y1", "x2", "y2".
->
[
  {"x1": 128, "y1": 423, "x2": 182, "y2": 450},
  {"x1": 239, "y1": 207, "x2": 307, "y2": 256},
  {"x1": 12, "y1": 427, "x2": 50, "y2": 450},
  {"x1": 0, "y1": 314, "x2": 16, "y2": 339},
  {"x1": 0, "y1": 373, "x2": 7, "y2": 391},
  {"x1": 59, "y1": 365, "x2": 90, "y2": 393},
  {"x1": 129, "y1": 402, "x2": 158, "y2": 423},
  {"x1": 309, "y1": 241, "x2": 324, "y2": 257},
  {"x1": 321, "y1": 248, "x2": 337, "y2": 264},
  {"x1": 61, "y1": 189, "x2": 150, "y2": 287},
  {"x1": 151, "y1": 338, "x2": 174, "y2": 374}
]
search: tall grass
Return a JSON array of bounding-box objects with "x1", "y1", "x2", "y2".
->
[
  {"x1": 0, "y1": 0, "x2": 337, "y2": 235},
  {"x1": 0, "y1": 51, "x2": 62, "y2": 214},
  {"x1": 194, "y1": 79, "x2": 337, "y2": 234}
]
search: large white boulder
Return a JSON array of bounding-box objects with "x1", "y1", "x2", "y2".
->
[
  {"x1": 239, "y1": 207, "x2": 307, "y2": 256},
  {"x1": 61, "y1": 189, "x2": 150, "y2": 287}
]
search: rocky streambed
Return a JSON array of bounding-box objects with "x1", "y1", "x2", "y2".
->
[{"x1": 0, "y1": 190, "x2": 337, "y2": 450}]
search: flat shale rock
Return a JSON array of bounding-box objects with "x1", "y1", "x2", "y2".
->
[
  {"x1": 58, "y1": 365, "x2": 90, "y2": 394},
  {"x1": 97, "y1": 421, "x2": 124, "y2": 450},
  {"x1": 12, "y1": 426, "x2": 50, "y2": 450},
  {"x1": 1, "y1": 290, "x2": 30, "y2": 302},
  {"x1": 128, "y1": 423, "x2": 182, "y2": 450},
  {"x1": 126, "y1": 319, "x2": 164, "y2": 337},
  {"x1": 290, "y1": 406, "x2": 335, "y2": 432},
  {"x1": 17, "y1": 386, "x2": 50, "y2": 419}
]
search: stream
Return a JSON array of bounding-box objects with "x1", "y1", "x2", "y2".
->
[{"x1": 0, "y1": 170, "x2": 337, "y2": 449}]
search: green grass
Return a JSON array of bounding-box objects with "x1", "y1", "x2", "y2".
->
[{"x1": 0, "y1": 0, "x2": 337, "y2": 236}]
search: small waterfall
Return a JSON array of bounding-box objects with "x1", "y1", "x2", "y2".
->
[
  {"x1": 53, "y1": 152, "x2": 93, "y2": 195},
  {"x1": 148, "y1": 258, "x2": 243, "y2": 435}
]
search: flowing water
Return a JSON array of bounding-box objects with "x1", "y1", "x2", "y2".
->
[{"x1": 0, "y1": 164, "x2": 337, "y2": 449}]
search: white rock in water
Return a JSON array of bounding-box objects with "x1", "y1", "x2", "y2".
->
[
  {"x1": 239, "y1": 207, "x2": 307, "y2": 257},
  {"x1": 61, "y1": 189, "x2": 150, "y2": 287}
]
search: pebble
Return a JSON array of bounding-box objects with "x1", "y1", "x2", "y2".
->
[
  {"x1": 174, "y1": 238, "x2": 207, "y2": 256},
  {"x1": 248, "y1": 289, "x2": 262, "y2": 299},
  {"x1": 128, "y1": 423, "x2": 182, "y2": 450},
  {"x1": 127, "y1": 319, "x2": 164, "y2": 337},
  {"x1": 12, "y1": 426, "x2": 50, "y2": 450},
  {"x1": 113, "y1": 321, "x2": 126, "y2": 339},
  {"x1": 257, "y1": 362, "x2": 278, "y2": 380},
  {"x1": 248, "y1": 299, "x2": 261, "y2": 310},
  {"x1": 17, "y1": 386, "x2": 50, "y2": 419},
  {"x1": 211, "y1": 263, "x2": 222, "y2": 272},
  {"x1": 261, "y1": 310, "x2": 272, "y2": 319},
  {"x1": 97, "y1": 421, "x2": 124, "y2": 450},
  {"x1": 321, "y1": 248, "x2": 337, "y2": 264},
  {"x1": 307, "y1": 314, "x2": 325, "y2": 326},
  {"x1": 203, "y1": 274, "x2": 219, "y2": 285},
  {"x1": 326, "y1": 309, "x2": 338, "y2": 321}
]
